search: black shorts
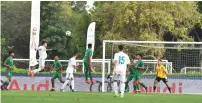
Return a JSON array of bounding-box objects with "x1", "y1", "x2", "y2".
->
[{"x1": 155, "y1": 77, "x2": 168, "y2": 83}]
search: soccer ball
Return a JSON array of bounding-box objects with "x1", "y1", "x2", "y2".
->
[{"x1": 66, "y1": 31, "x2": 71, "y2": 36}]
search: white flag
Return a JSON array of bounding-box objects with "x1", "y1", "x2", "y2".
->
[
  {"x1": 29, "y1": 0, "x2": 40, "y2": 67},
  {"x1": 86, "y1": 22, "x2": 96, "y2": 53}
]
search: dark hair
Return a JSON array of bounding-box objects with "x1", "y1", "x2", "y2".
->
[
  {"x1": 9, "y1": 51, "x2": 14, "y2": 56},
  {"x1": 118, "y1": 45, "x2": 124, "y2": 51},
  {"x1": 137, "y1": 54, "x2": 143, "y2": 58},
  {"x1": 42, "y1": 41, "x2": 47, "y2": 45},
  {"x1": 73, "y1": 50, "x2": 78, "y2": 56},
  {"x1": 88, "y1": 44, "x2": 92, "y2": 48}
]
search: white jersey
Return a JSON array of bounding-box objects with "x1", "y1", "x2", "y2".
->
[
  {"x1": 66, "y1": 57, "x2": 76, "y2": 73},
  {"x1": 37, "y1": 46, "x2": 47, "y2": 59},
  {"x1": 114, "y1": 51, "x2": 130, "y2": 74}
]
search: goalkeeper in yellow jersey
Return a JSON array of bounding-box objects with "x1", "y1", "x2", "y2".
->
[{"x1": 153, "y1": 59, "x2": 171, "y2": 93}]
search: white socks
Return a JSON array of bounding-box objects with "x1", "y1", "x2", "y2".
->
[
  {"x1": 114, "y1": 82, "x2": 125, "y2": 97},
  {"x1": 33, "y1": 68, "x2": 42, "y2": 73},
  {"x1": 61, "y1": 80, "x2": 75, "y2": 90},
  {"x1": 61, "y1": 80, "x2": 70, "y2": 89},
  {"x1": 120, "y1": 83, "x2": 125, "y2": 97},
  {"x1": 71, "y1": 80, "x2": 74, "y2": 90},
  {"x1": 113, "y1": 82, "x2": 118, "y2": 95}
]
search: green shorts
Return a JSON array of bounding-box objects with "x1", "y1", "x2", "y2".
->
[
  {"x1": 84, "y1": 62, "x2": 90, "y2": 70},
  {"x1": 52, "y1": 72, "x2": 62, "y2": 79},
  {"x1": 127, "y1": 74, "x2": 134, "y2": 81},
  {"x1": 134, "y1": 74, "x2": 141, "y2": 80},
  {"x1": 6, "y1": 70, "x2": 12, "y2": 79}
]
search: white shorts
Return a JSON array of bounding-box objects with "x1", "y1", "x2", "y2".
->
[
  {"x1": 66, "y1": 73, "x2": 74, "y2": 80},
  {"x1": 112, "y1": 73, "x2": 126, "y2": 82},
  {"x1": 39, "y1": 58, "x2": 45, "y2": 67}
]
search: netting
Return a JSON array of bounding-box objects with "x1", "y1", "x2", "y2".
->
[{"x1": 102, "y1": 40, "x2": 202, "y2": 94}]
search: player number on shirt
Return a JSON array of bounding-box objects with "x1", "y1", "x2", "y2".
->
[{"x1": 119, "y1": 56, "x2": 125, "y2": 64}]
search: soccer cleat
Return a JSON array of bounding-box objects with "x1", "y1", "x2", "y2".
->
[
  {"x1": 60, "y1": 89, "x2": 65, "y2": 92},
  {"x1": 72, "y1": 89, "x2": 78, "y2": 92},
  {"x1": 120, "y1": 94, "x2": 124, "y2": 98},
  {"x1": 85, "y1": 80, "x2": 90, "y2": 84},
  {"x1": 31, "y1": 71, "x2": 35, "y2": 77},
  {"x1": 133, "y1": 90, "x2": 137, "y2": 94},
  {"x1": 50, "y1": 89, "x2": 55, "y2": 91},
  {"x1": 90, "y1": 79, "x2": 96, "y2": 84},
  {"x1": 114, "y1": 93, "x2": 119, "y2": 97}
]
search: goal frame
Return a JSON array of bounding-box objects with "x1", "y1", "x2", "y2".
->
[{"x1": 102, "y1": 40, "x2": 202, "y2": 92}]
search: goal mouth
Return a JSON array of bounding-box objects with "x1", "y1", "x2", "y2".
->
[{"x1": 101, "y1": 40, "x2": 202, "y2": 92}]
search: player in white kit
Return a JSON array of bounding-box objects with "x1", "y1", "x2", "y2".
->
[
  {"x1": 113, "y1": 45, "x2": 130, "y2": 98},
  {"x1": 28, "y1": 41, "x2": 51, "y2": 77},
  {"x1": 60, "y1": 51, "x2": 79, "y2": 92}
]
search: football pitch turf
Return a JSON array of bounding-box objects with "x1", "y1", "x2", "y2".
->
[{"x1": 1, "y1": 91, "x2": 201, "y2": 103}]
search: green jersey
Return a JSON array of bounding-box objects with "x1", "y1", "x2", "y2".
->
[
  {"x1": 83, "y1": 49, "x2": 93, "y2": 63},
  {"x1": 129, "y1": 66, "x2": 135, "y2": 75},
  {"x1": 134, "y1": 60, "x2": 144, "y2": 75},
  {"x1": 53, "y1": 60, "x2": 62, "y2": 72},
  {"x1": 5, "y1": 57, "x2": 14, "y2": 68}
]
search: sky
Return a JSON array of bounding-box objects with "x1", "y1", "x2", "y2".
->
[{"x1": 86, "y1": 0, "x2": 94, "y2": 9}]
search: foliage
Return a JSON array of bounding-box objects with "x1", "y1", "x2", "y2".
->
[{"x1": 91, "y1": 1, "x2": 202, "y2": 57}]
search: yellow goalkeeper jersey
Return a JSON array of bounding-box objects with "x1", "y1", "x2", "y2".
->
[{"x1": 156, "y1": 64, "x2": 167, "y2": 78}]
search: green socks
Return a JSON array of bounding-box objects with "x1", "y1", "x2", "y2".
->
[{"x1": 140, "y1": 83, "x2": 147, "y2": 89}]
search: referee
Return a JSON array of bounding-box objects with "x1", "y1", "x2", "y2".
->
[{"x1": 153, "y1": 59, "x2": 171, "y2": 93}]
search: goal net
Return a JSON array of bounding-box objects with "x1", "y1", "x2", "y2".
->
[{"x1": 102, "y1": 40, "x2": 202, "y2": 94}]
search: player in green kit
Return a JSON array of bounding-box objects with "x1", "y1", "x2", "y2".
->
[
  {"x1": 1, "y1": 51, "x2": 14, "y2": 90},
  {"x1": 133, "y1": 54, "x2": 148, "y2": 94},
  {"x1": 83, "y1": 44, "x2": 95, "y2": 84},
  {"x1": 125, "y1": 57, "x2": 135, "y2": 92},
  {"x1": 50, "y1": 56, "x2": 64, "y2": 91}
]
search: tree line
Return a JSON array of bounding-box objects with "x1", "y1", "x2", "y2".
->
[{"x1": 1, "y1": 1, "x2": 202, "y2": 62}]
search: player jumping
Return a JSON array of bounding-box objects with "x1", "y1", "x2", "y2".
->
[
  {"x1": 133, "y1": 54, "x2": 148, "y2": 94},
  {"x1": 153, "y1": 59, "x2": 171, "y2": 93},
  {"x1": 28, "y1": 41, "x2": 51, "y2": 77},
  {"x1": 83, "y1": 44, "x2": 95, "y2": 84},
  {"x1": 60, "y1": 51, "x2": 79, "y2": 92},
  {"x1": 50, "y1": 56, "x2": 64, "y2": 91},
  {"x1": 1, "y1": 51, "x2": 14, "y2": 90},
  {"x1": 113, "y1": 45, "x2": 130, "y2": 98}
]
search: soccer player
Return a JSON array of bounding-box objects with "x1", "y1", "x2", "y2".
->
[
  {"x1": 60, "y1": 51, "x2": 79, "y2": 92},
  {"x1": 125, "y1": 57, "x2": 136, "y2": 92},
  {"x1": 28, "y1": 41, "x2": 51, "y2": 77},
  {"x1": 50, "y1": 56, "x2": 64, "y2": 91},
  {"x1": 83, "y1": 43, "x2": 95, "y2": 84},
  {"x1": 1, "y1": 51, "x2": 14, "y2": 90},
  {"x1": 113, "y1": 45, "x2": 130, "y2": 98},
  {"x1": 153, "y1": 59, "x2": 171, "y2": 93},
  {"x1": 133, "y1": 54, "x2": 148, "y2": 94}
]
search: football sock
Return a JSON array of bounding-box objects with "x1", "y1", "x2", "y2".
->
[
  {"x1": 113, "y1": 82, "x2": 118, "y2": 94},
  {"x1": 120, "y1": 83, "x2": 125, "y2": 96},
  {"x1": 71, "y1": 80, "x2": 75, "y2": 90},
  {"x1": 153, "y1": 86, "x2": 156, "y2": 92},
  {"x1": 140, "y1": 83, "x2": 147, "y2": 89},
  {"x1": 85, "y1": 70, "x2": 88, "y2": 81},
  {"x1": 89, "y1": 71, "x2": 93, "y2": 80},
  {"x1": 61, "y1": 80, "x2": 69, "y2": 89}
]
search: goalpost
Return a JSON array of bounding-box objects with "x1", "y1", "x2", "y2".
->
[{"x1": 102, "y1": 40, "x2": 202, "y2": 93}]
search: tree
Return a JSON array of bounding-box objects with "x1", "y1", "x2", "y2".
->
[
  {"x1": 1, "y1": 1, "x2": 31, "y2": 58},
  {"x1": 91, "y1": 1, "x2": 202, "y2": 58}
]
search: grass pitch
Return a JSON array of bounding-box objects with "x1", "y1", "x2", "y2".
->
[{"x1": 1, "y1": 91, "x2": 201, "y2": 103}]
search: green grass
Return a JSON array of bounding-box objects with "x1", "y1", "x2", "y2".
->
[{"x1": 1, "y1": 91, "x2": 201, "y2": 103}]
